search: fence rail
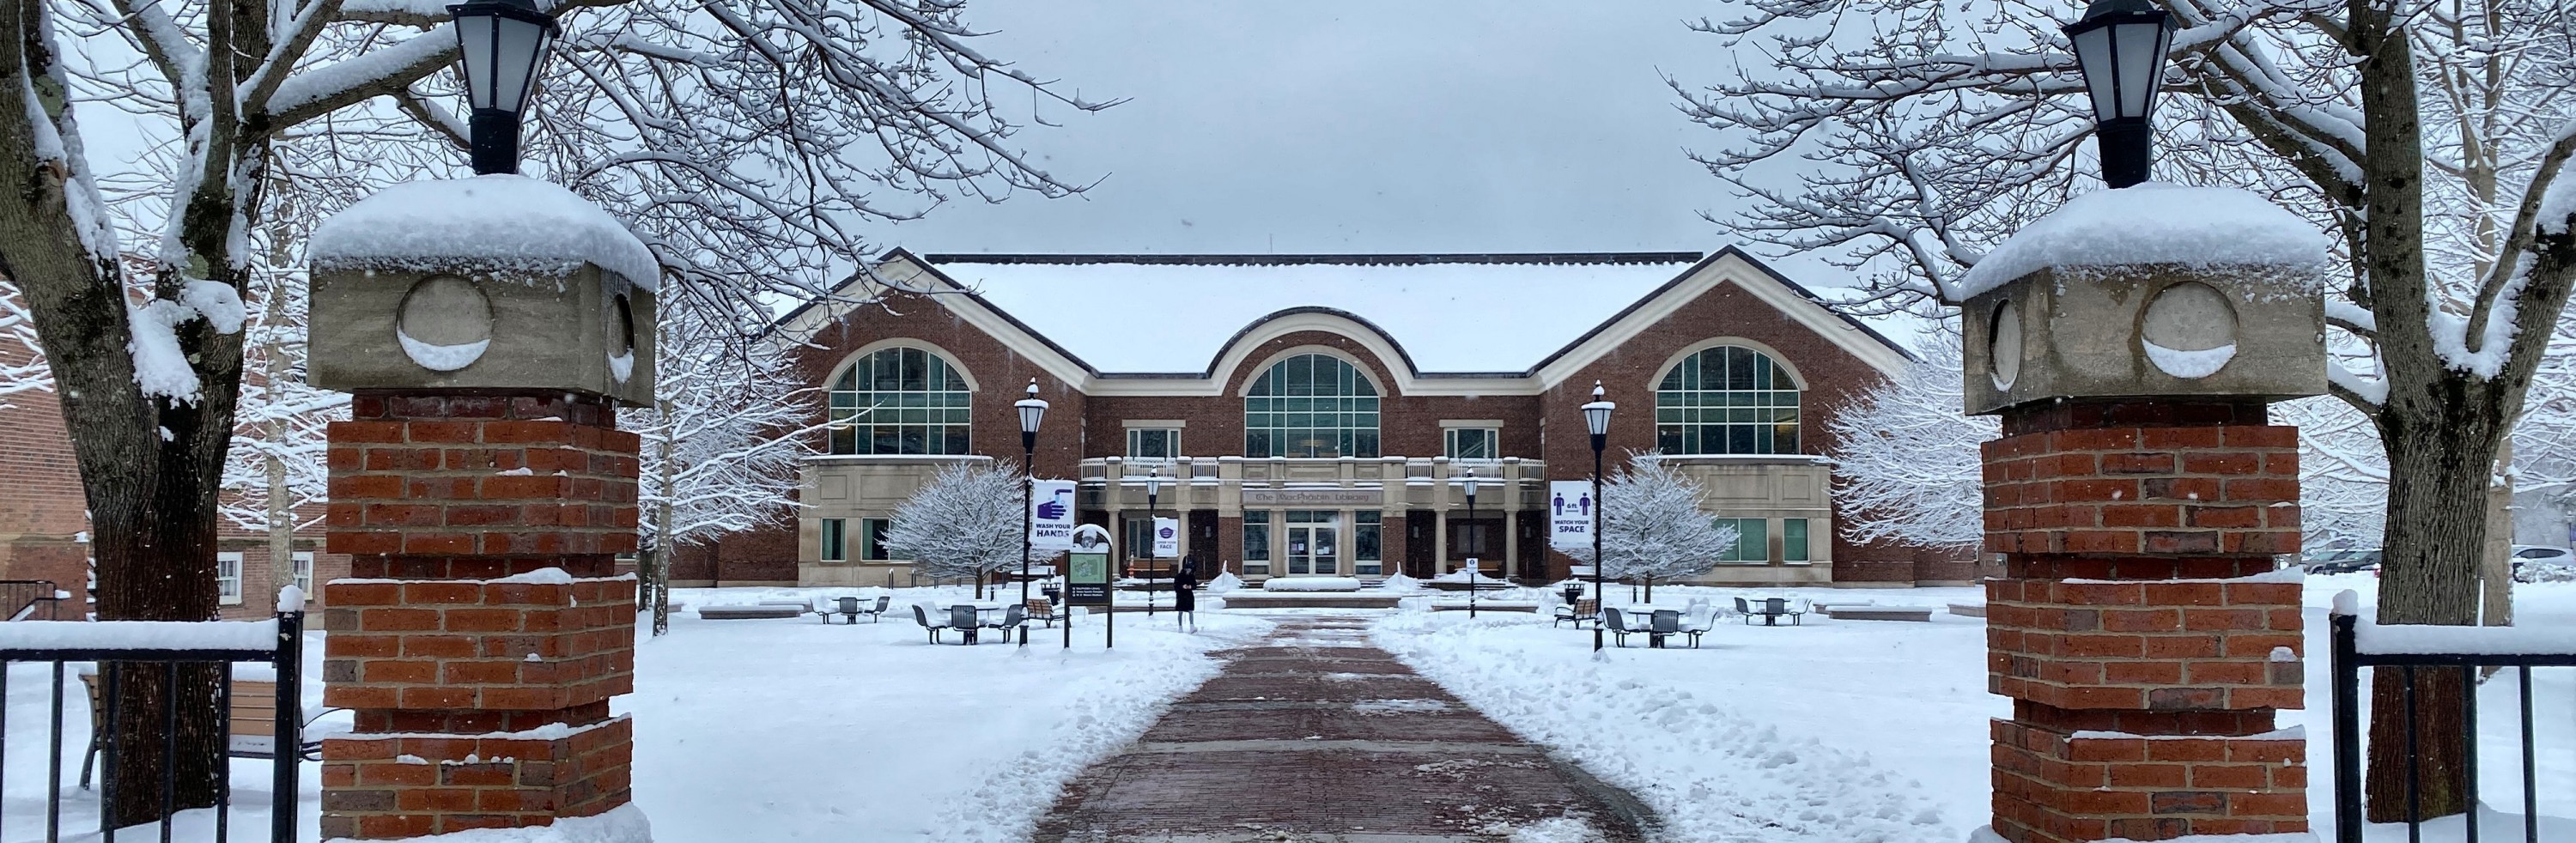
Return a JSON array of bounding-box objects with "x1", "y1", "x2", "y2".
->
[
  {"x1": 2330, "y1": 605, "x2": 2573, "y2": 843},
  {"x1": 0, "y1": 580, "x2": 67, "y2": 622},
  {"x1": 0, "y1": 604, "x2": 305, "y2": 843}
]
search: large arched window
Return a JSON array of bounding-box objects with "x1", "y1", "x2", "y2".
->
[
  {"x1": 1244, "y1": 353, "x2": 1380, "y2": 458},
  {"x1": 1655, "y1": 346, "x2": 1801, "y2": 454},
  {"x1": 827, "y1": 347, "x2": 971, "y2": 455}
]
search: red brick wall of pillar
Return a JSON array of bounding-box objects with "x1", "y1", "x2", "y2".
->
[
  {"x1": 1980, "y1": 400, "x2": 2308, "y2": 843},
  {"x1": 319, "y1": 391, "x2": 641, "y2": 840}
]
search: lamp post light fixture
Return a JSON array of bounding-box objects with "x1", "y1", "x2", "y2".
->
[
  {"x1": 1015, "y1": 379, "x2": 1047, "y2": 646},
  {"x1": 448, "y1": 0, "x2": 559, "y2": 175},
  {"x1": 2063, "y1": 0, "x2": 2176, "y2": 189},
  {"x1": 1145, "y1": 467, "x2": 1163, "y2": 618},
  {"x1": 1461, "y1": 467, "x2": 1480, "y2": 619},
  {"x1": 1581, "y1": 380, "x2": 1615, "y2": 652}
]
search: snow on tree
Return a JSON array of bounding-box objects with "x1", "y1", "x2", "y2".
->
[
  {"x1": 630, "y1": 300, "x2": 819, "y2": 636},
  {"x1": 1829, "y1": 330, "x2": 1996, "y2": 549},
  {"x1": 1674, "y1": 0, "x2": 2576, "y2": 818},
  {"x1": 221, "y1": 205, "x2": 350, "y2": 600},
  {"x1": 0, "y1": 284, "x2": 51, "y2": 403},
  {"x1": 884, "y1": 460, "x2": 1063, "y2": 599},
  {"x1": 1561, "y1": 453, "x2": 1740, "y2": 603},
  {"x1": 0, "y1": 0, "x2": 1101, "y2": 820}
]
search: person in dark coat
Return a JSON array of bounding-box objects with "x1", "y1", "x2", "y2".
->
[{"x1": 1173, "y1": 562, "x2": 1199, "y2": 632}]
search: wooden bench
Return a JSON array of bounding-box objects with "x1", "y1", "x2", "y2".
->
[
  {"x1": 80, "y1": 672, "x2": 312, "y2": 788},
  {"x1": 696, "y1": 605, "x2": 805, "y2": 620},
  {"x1": 1824, "y1": 606, "x2": 1935, "y2": 622}
]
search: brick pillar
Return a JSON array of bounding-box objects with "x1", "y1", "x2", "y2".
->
[
  {"x1": 319, "y1": 391, "x2": 640, "y2": 840},
  {"x1": 1982, "y1": 400, "x2": 2308, "y2": 842}
]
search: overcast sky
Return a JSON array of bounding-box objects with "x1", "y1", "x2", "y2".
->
[{"x1": 875, "y1": 3, "x2": 1805, "y2": 270}]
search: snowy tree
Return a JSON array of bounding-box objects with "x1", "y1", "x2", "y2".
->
[
  {"x1": 1563, "y1": 453, "x2": 1740, "y2": 603},
  {"x1": 1829, "y1": 331, "x2": 1996, "y2": 549},
  {"x1": 220, "y1": 203, "x2": 349, "y2": 600},
  {"x1": 1675, "y1": 0, "x2": 2575, "y2": 818},
  {"x1": 0, "y1": 285, "x2": 50, "y2": 403},
  {"x1": 631, "y1": 300, "x2": 819, "y2": 637},
  {"x1": 0, "y1": 0, "x2": 1099, "y2": 819},
  {"x1": 884, "y1": 460, "x2": 1062, "y2": 599}
]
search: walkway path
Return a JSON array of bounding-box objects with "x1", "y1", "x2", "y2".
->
[{"x1": 1032, "y1": 615, "x2": 1655, "y2": 843}]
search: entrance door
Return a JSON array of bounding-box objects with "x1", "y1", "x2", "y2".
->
[
  {"x1": 1405, "y1": 511, "x2": 1436, "y2": 579},
  {"x1": 1284, "y1": 511, "x2": 1340, "y2": 575}
]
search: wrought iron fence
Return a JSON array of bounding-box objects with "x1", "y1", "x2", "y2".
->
[
  {"x1": 2330, "y1": 606, "x2": 2574, "y2": 843},
  {"x1": 0, "y1": 579, "x2": 67, "y2": 622},
  {"x1": 0, "y1": 605, "x2": 307, "y2": 842}
]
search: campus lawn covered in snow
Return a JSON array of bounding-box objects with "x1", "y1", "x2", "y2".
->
[{"x1": 1371, "y1": 577, "x2": 2576, "y2": 843}]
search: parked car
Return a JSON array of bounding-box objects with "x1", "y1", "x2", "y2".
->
[
  {"x1": 2511, "y1": 545, "x2": 2573, "y2": 583},
  {"x1": 2305, "y1": 549, "x2": 2381, "y2": 574}
]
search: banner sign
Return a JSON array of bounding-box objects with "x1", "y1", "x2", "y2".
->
[
  {"x1": 1152, "y1": 517, "x2": 1180, "y2": 559},
  {"x1": 1066, "y1": 524, "x2": 1113, "y2": 606},
  {"x1": 1547, "y1": 480, "x2": 1596, "y2": 551},
  {"x1": 1030, "y1": 479, "x2": 1078, "y2": 551}
]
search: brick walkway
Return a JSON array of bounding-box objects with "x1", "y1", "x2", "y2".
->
[{"x1": 1032, "y1": 616, "x2": 1655, "y2": 843}]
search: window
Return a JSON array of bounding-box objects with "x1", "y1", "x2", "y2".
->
[
  {"x1": 1450, "y1": 519, "x2": 1498, "y2": 556},
  {"x1": 1242, "y1": 511, "x2": 1271, "y2": 575},
  {"x1": 217, "y1": 552, "x2": 243, "y2": 605},
  {"x1": 1127, "y1": 428, "x2": 1181, "y2": 461},
  {"x1": 292, "y1": 551, "x2": 314, "y2": 593},
  {"x1": 1714, "y1": 518, "x2": 1769, "y2": 563},
  {"x1": 826, "y1": 347, "x2": 971, "y2": 455},
  {"x1": 1355, "y1": 512, "x2": 1382, "y2": 576},
  {"x1": 1656, "y1": 346, "x2": 1801, "y2": 455},
  {"x1": 1127, "y1": 518, "x2": 1156, "y2": 560},
  {"x1": 821, "y1": 518, "x2": 848, "y2": 561},
  {"x1": 860, "y1": 519, "x2": 890, "y2": 561},
  {"x1": 1244, "y1": 354, "x2": 1379, "y2": 458},
  {"x1": 1782, "y1": 519, "x2": 1810, "y2": 562},
  {"x1": 1444, "y1": 428, "x2": 1498, "y2": 460}
]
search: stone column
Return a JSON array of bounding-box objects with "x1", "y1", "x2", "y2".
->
[
  {"x1": 1980, "y1": 400, "x2": 2307, "y2": 841},
  {"x1": 302, "y1": 175, "x2": 659, "y2": 839}
]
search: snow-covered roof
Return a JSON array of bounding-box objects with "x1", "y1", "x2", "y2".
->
[
  {"x1": 922, "y1": 253, "x2": 1704, "y2": 373},
  {"x1": 309, "y1": 174, "x2": 661, "y2": 291},
  {"x1": 1951, "y1": 183, "x2": 2330, "y2": 300}
]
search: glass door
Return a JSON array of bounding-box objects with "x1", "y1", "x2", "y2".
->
[
  {"x1": 1287, "y1": 527, "x2": 1312, "y2": 574},
  {"x1": 1282, "y1": 511, "x2": 1341, "y2": 575}
]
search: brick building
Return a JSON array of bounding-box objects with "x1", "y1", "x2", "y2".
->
[{"x1": 675, "y1": 248, "x2": 1983, "y2": 589}]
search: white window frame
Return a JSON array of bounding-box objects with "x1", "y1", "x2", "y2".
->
[
  {"x1": 1443, "y1": 428, "x2": 1500, "y2": 461},
  {"x1": 1126, "y1": 427, "x2": 1182, "y2": 462},
  {"x1": 217, "y1": 552, "x2": 244, "y2": 605},
  {"x1": 292, "y1": 551, "x2": 315, "y2": 594}
]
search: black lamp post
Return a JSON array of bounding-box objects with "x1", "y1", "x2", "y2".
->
[
  {"x1": 1145, "y1": 467, "x2": 1163, "y2": 618},
  {"x1": 1015, "y1": 379, "x2": 1047, "y2": 646},
  {"x1": 1461, "y1": 467, "x2": 1480, "y2": 619},
  {"x1": 1581, "y1": 381, "x2": 1614, "y2": 652},
  {"x1": 2063, "y1": 0, "x2": 2175, "y2": 189},
  {"x1": 448, "y1": 0, "x2": 558, "y2": 175}
]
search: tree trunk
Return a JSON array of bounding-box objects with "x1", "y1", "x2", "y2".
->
[
  {"x1": 649, "y1": 419, "x2": 677, "y2": 636},
  {"x1": 264, "y1": 284, "x2": 297, "y2": 603},
  {"x1": 1643, "y1": 576, "x2": 1653, "y2": 604},
  {"x1": 2481, "y1": 440, "x2": 2513, "y2": 628},
  {"x1": 2364, "y1": 390, "x2": 2502, "y2": 822}
]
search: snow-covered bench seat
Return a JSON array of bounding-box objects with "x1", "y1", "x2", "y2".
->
[
  {"x1": 1947, "y1": 603, "x2": 1987, "y2": 618},
  {"x1": 697, "y1": 605, "x2": 805, "y2": 620},
  {"x1": 1825, "y1": 606, "x2": 1935, "y2": 622}
]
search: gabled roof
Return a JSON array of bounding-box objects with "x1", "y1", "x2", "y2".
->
[{"x1": 771, "y1": 248, "x2": 1918, "y2": 395}]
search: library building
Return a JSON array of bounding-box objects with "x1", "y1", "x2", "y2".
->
[{"x1": 668, "y1": 249, "x2": 1984, "y2": 590}]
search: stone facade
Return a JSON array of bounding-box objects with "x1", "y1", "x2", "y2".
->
[{"x1": 708, "y1": 250, "x2": 1986, "y2": 590}]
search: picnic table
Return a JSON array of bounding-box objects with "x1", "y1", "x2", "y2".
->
[{"x1": 1604, "y1": 604, "x2": 1713, "y2": 648}]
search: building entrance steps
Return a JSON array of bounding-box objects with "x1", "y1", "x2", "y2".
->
[{"x1": 1032, "y1": 616, "x2": 1656, "y2": 843}]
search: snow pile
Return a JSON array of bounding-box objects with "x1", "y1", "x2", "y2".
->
[
  {"x1": 1952, "y1": 184, "x2": 2330, "y2": 300},
  {"x1": 1377, "y1": 573, "x2": 1427, "y2": 592},
  {"x1": 1261, "y1": 576, "x2": 1364, "y2": 591},
  {"x1": 310, "y1": 175, "x2": 661, "y2": 289},
  {"x1": 356, "y1": 803, "x2": 652, "y2": 843},
  {"x1": 1204, "y1": 571, "x2": 1243, "y2": 593},
  {"x1": 2542, "y1": 161, "x2": 2576, "y2": 237},
  {"x1": 2144, "y1": 341, "x2": 2237, "y2": 379},
  {"x1": 1430, "y1": 568, "x2": 1510, "y2": 584}
]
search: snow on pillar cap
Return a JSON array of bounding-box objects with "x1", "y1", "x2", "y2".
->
[
  {"x1": 1950, "y1": 183, "x2": 2330, "y2": 301},
  {"x1": 309, "y1": 174, "x2": 659, "y2": 291}
]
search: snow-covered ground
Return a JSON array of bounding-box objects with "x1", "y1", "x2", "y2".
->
[{"x1": 1369, "y1": 577, "x2": 2576, "y2": 843}]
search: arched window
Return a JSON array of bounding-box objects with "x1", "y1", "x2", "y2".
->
[
  {"x1": 827, "y1": 347, "x2": 971, "y2": 455},
  {"x1": 1244, "y1": 353, "x2": 1379, "y2": 458},
  {"x1": 1655, "y1": 346, "x2": 1801, "y2": 454}
]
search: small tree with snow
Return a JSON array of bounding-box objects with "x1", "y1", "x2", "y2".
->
[
  {"x1": 1830, "y1": 330, "x2": 1996, "y2": 549},
  {"x1": 1563, "y1": 453, "x2": 1739, "y2": 603},
  {"x1": 884, "y1": 460, "x2": 1062, "y2": 598},
  {"x1": 632, "y1": 301, "x2": 819, "y2": 636}
]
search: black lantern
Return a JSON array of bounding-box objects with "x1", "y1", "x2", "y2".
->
[
  {"x1": 450, "y1": 0, "x2": 559, "y2": 175},
  {"x1": 2063, "y1": 0, "x2": 2175, "y2": 189},
  {"x1": 1015, "y1": 379, "x2": 1048, "y2": 645},
  {"x1": 1579, "y1": 380, "x2": 1614, "y2": 652}
]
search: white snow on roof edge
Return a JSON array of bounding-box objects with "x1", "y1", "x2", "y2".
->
[
  {"x1": 1951, "y1": 184, "x2": 2332, "y2": 301},
  {"x1": 310, "y1": 175, "x2": 661, "y2": 292}
]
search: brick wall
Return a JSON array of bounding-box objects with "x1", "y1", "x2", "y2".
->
[{"x1": 325, "y1": 392, "x2": 639, "y2": 579}]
